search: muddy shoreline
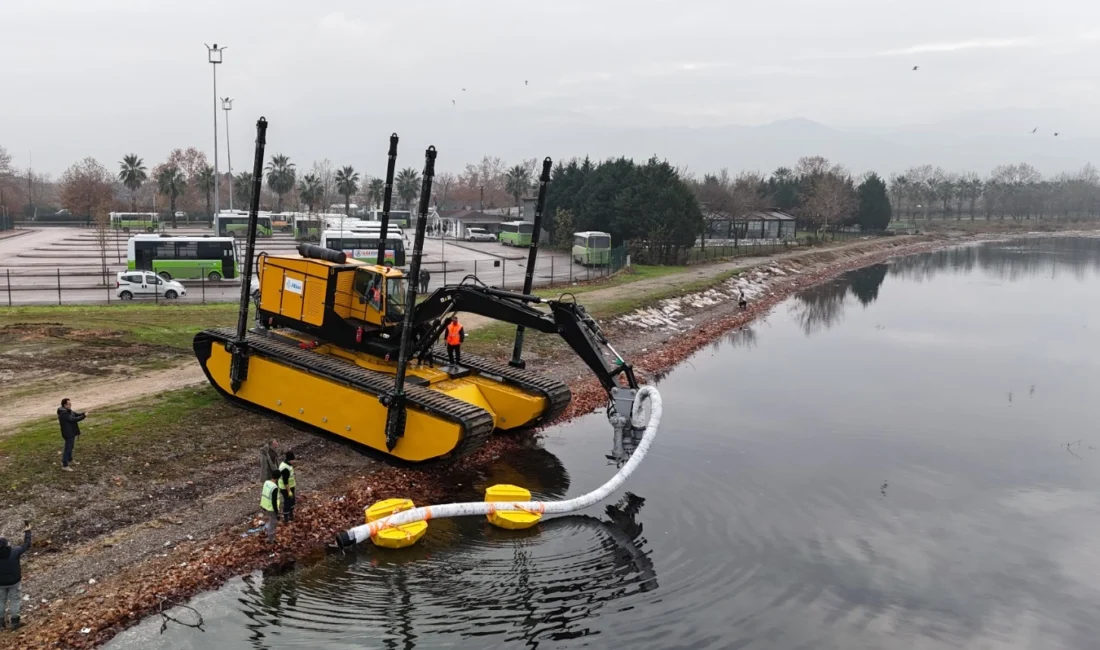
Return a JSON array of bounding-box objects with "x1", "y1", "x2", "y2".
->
[{"x1": 6, "y1": 232, "x2": 1062, "y2": 649}]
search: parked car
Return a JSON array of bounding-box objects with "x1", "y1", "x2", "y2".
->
[
  {"x1": 116, "y1": 271, "x2": 187, "y2": 300},
  {"x1": 464, "y1": 227, "x2": 497, "y2": 242}
]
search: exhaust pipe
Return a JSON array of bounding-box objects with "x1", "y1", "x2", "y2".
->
[{"x1": 297, "y1": 243, "x2": 347, "y2": 264}]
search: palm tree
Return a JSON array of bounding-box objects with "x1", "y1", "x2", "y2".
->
[
  {"x1": 118, "y1": 154, "x2": 147, "y2": 211},
  {"x1": 395, "y1": 167, "x2": 421, "y2": 210},
  {"x1": 505, "y1": 164, "x2": 531, "y2": 214},
  {"x1": 298, "y1": 173, "x2": 323, "y2": 214},
  {"x1": 368, "y1": 178, "x2": 385, "y2": 209},
  {"x1": 265, "y1": 154, "x2": 296, "y2": 212},
  {"x1": 234, "y1": 173, "x2": 253, "y2": 208},
  {"x1": 334, "y1": 166, "x2": 360, "y2": 216},
  {"x1": 195, "y1": 165, "x2": 215, "y2": 219},
  {"x1": 156, "y1": 166, "x2": 186, "y2": 228}
]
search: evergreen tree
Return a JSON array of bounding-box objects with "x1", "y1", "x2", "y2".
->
[{"x1": 856, "y1": 173, "x2": 892, "y2": 231}]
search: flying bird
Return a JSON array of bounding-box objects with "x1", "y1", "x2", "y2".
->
[
  {"x1": 525, "y1": 80, "x2": 529, "y2": 85},
  {"x1": 462, "y1": 88, "x2": 466, "y2": 91},
  {"x1": 1030, "y1": 127, "x2": 1038, "y2": 133},
  {"x1": 1055, "y1": 132, "x2": 1060, "y2": 136},
  {"x1": 452, "y1": 99, "x2": 455, "y2": 106},
  {"x1": 912, "y1": 65, "x2": 919, "y2": 71}
]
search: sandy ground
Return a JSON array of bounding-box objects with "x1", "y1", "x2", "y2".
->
[{"x1": 0, "y1": 362, "x2": 206, "y2": 433}]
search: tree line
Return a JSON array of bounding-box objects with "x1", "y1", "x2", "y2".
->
[
  {"x1": 543, "y1": 156, "x2": 702, "y2": 263},
  {"x1": 4, "y1": 141, "x2": 1100, "y2": 258},
  {"x1": 887, "y1": 163, "x2": 1100, "y2": 221},
  {"x1": 0, "y1": 145, "x2": 556, "y2": 225}
]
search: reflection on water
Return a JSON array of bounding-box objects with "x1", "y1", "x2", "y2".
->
[
  {"x1": 789, "y1": 263, "x2": 890, "y2": 335},
  {"x1": 891, "y1": 237, "x2": 1100, "y2": 284},
  {"x1": 110, "y1": 237, "x2": 1100, "y2": 649}
]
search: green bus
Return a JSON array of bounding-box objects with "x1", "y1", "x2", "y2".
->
[
  {"x1": 498, "y1": 221, "x2": 533, "y2": 247},
  {"x1": 128, "y1": 235, "x2": 238, "y2": 281},
  {"x1": 215, "y1": 214, "x2": 273, "y2": 238},
  {"x1": 110, "y1": 212, "x2": 159, "y2": 233},
  {"x1": 572, "y1": 231, "x2": 612, "y2": 266}
]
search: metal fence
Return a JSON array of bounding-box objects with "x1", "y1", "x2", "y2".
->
[
  {"x1": 1, "y1": 246, "x2": 632, "y2": 307},
  {"x1": 0, "y1": 214, "x2": 13, "y2": 231},
  {"x1": 674, "y1": 231, "x2": 871, "y2": 264}
]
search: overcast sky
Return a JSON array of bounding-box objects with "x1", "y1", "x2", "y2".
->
[{"x1": 6, "y1": 0, "x2": 1100, "y2": 177}]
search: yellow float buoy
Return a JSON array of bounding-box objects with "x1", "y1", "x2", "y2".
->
[
  {"x1": 485, "y1": 484, "x2": 542, "y2": 530},
  {"x1": 365, "y1": 497, "x2": 428, "y2": 548}
]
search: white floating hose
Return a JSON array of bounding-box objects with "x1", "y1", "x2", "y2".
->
[{"x1": 336, "y1": 385, "x2": 662, "y2": 548}]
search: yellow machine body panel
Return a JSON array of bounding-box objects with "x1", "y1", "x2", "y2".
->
[
  {"x1": 258, "y1": 255, "x2": 338, "y2": 327},
  {"x1": 291, "y1": 334, "x2": 549, "y2": 431},
  {"x1": 202, "y1": 342, "x2": 464, "y2": 462}
]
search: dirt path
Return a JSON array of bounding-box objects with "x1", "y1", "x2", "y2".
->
[{"x1": 0, "y1": 361, "x2": 206, "y2": 433}]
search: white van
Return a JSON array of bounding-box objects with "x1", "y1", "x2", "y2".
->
[{"x1": 116, "y1": 271, "x2": 187, "y2": 300}]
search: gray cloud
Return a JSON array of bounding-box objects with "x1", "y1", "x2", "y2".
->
[{"x1": 5, "y1": 0, "x2": 1100, "y2": 177}]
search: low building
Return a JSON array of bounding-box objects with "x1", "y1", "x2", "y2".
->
[
  {"x1": 432, "y1": 209, "x2": 512, "y2": 238},
  {"x1": 706, "y1": 210, "x2": 797, "y2": 240}
]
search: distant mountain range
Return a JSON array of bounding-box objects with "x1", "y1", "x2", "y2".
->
[{"x1": 416, "y1": 109, "x2": 1099, "y2": 180}]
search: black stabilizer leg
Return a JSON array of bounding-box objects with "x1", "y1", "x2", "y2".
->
[
  {"x1": 377, "y1": 134, "x2": 399, "y2": 264},
  {"x1": 230, "y1": 117, "x2": 268, "y2": 393},
  {"x1": 510, "y1": 158, "x2": 553, "y2": 369},
  {"x1": 385, "y1": 146, "x2": 437, "y2": 451}
]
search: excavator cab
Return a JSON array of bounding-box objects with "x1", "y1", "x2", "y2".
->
[{"x1": 351, "y1": 266, "x2": 407, "y2": 327}]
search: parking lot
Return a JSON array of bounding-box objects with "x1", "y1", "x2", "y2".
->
[{"x1": 0, "y1": 227, "x2": 605, "y2": 306}]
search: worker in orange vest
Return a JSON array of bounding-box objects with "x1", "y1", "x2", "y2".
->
[{"x1": 445, "y1": 315, "x2": 465, "y2": 366}]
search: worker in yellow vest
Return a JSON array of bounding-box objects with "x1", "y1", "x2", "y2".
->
[
  {"x1": 278, "y1": 451, "x2": 297, "y2": 523},
  {"x1": 445, "y1": 315, "x2": 465, "y2": 366},
  {"x1": 260, "y1": 469, "x2": 280, "y2": 543}
]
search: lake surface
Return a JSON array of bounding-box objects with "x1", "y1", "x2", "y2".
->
[{"x1": 109, "y1": 237, "x2": 1100, "y2": 650}]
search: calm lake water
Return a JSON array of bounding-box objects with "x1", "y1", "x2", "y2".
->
[{"x1": 109, "y1": 237, "x2": 1100, "y2": 650}]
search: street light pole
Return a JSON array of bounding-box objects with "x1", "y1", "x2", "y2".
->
[
  {"x1": 222, "y1": 97, "x2": 234, "y2": 211},
  {"x1": 206, "y1": 44, "x2": 225, "y2": 218}
]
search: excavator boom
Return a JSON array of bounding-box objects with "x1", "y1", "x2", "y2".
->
[{"x1": 409, "y1": 280, "x2": 638, "y2": 394}]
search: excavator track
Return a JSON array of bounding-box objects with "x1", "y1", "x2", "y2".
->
[
  {"x1": 431, "y1": 346, "x2": 572, "y2": 426},
  {"x1": 195, "y1": 328, "x2": 496, "y2": 461}
]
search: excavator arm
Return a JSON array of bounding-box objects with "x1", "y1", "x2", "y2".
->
[{"x1": 410, "y1": 279, "x2": 638, "y2": 394}]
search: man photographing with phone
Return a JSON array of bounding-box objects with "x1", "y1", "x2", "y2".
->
[
  {"x1": 57, "y1": 398, "x2": 86, "y2": 472},
  {"x1": 0, "y1": 520, "x2": 31, "y2": 630}
]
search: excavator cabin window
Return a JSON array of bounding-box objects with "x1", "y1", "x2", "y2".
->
[
  {"x1": 386, "y1": 276, "x2": 407, "y2": 317},
  {"x1": 354, "y1": 269, "x2": 384, "y2": 310},
  {"x1": 354, "y1": 269, "x2": 406, "y2": 320}
]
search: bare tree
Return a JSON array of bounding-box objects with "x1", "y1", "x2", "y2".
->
[
  {"x1": 434, "y1": 172, "x2": 457, "y2": 211},
  {"x1": 310, "y1": 159, "x2": 336, "y2": 211},
  {"x1": 59, "y1": 157, "x2": 115, "y2": 284},
  {"x1": 802, "y1": 172, "x2": 857, "y2": 232},
  {"x1": 692, "y1": 170, "x2": 733, "y2": 246}
]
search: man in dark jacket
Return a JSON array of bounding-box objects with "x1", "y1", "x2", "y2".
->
[
  {"x1": 57, "y1": 398, "x2": 86, "y2": 472},
  {"x1": 0, "y1": 520, "x2": 31, "y2": 630},
  {"x1": 419, "y1": 268, "x2": 431, "y2": 293}
]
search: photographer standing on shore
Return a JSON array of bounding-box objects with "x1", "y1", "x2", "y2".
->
[{"x1": 57, "y1": 398, "x2": 86, "y2": 472}]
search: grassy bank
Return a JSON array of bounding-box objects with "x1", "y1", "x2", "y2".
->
[
  {"x1": 0, "y1": 386, "x2": 229, "y2": 496},
  {"x1": 0, "y1": 303, "x2": 239, "y2": 350}
]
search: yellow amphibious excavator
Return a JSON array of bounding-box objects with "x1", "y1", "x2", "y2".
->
[{"x1": 194, "y1": 123, "x2": 638, "y2": 464}]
